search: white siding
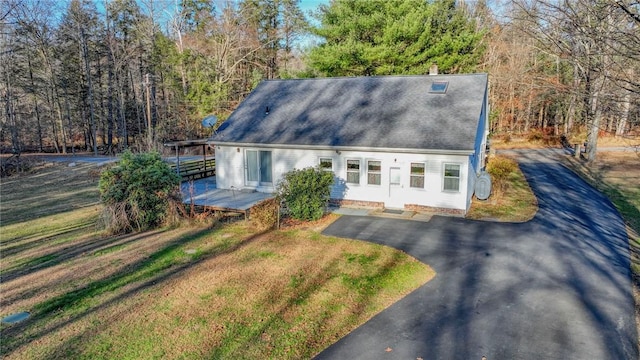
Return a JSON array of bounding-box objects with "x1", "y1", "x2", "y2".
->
[
  {"x1": 215, "y1": 145, "x2": 471, "y2": 211},
  {"x1": 214, "y1": 146, "x2": 245, "y2": 190},
  {"x1": 466, "y1": 159, "x2": 477, "y2": 210}
]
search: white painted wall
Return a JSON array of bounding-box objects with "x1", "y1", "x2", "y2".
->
[
  {"x1": 215, "y1": 145, "x2": 471, "y2": 211},
  {"x1": 466, "y1": 159, "x2": 477, "y2": 210}
]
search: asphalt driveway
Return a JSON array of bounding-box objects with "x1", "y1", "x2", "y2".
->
[{"x1": 318, "y1": 150, "x2": 637, "y2": 359}]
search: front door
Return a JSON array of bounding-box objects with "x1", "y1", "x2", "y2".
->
[
  {"x1": 387, "y1": 167, "x2": 404, "y2": 209},
  {"x1": 246, "y1": 150, "x2": 272, "y2": 186}
]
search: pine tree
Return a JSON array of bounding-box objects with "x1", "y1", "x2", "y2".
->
[{"x1": 307, "y1": 0, "x2": 484, "y2": 76}]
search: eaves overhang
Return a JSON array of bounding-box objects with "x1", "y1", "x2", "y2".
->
[{"x1": 207, "y1": 141, "x2": 475, "y2": 156}]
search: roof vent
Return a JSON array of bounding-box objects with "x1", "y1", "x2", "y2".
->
[
  {"x1": 429, "y1": 81, "x2": 448, "y2": 94},
  {"x1": 429, "y1": 63, "x2": 438, "y2": 75}
]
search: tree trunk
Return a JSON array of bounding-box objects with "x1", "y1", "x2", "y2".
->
[
  {"x1": 62, "y1": 80, "x2": 75, "y2": 155},
  {"x1": 116, "y1": 71, "x2": 127, "y2": 149},
  {"x1": 145, "y1": 73, "x2": 153, "y2": 150},
  {"x1": 130, "y1": 64, "x2": 142, "y2": 142},
  {"x1": 96, "y1": 58, "x2": 107, "y2": 150},
  {"x1": 107, "y1": 61, "x2": 114, "y2": 153},
  {"x1": 47, "y1": 86, "x2": 60, "y2": 153},
  {"x1": 586, "y1": 71, "x2": 604, "y2": 163},
  {"x1": 616, "y1": 91, "x2": 631, "y2": 137},
  {"x1": 80, "y1": 27, "x2": 97, "y2": 155},
  {"x1": 27, "y1": 58, "x2": 44, "y2": 152},
  {"x1": 3, "y1": 63, "x2": 20, "y2": 154}
]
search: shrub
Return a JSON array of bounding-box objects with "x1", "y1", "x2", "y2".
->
[
  {"x1": 251, "y1": 198, "x2": 280, "y2": 230},
  {"x1": 276, "y1": 167, "x2": 334, "y2": 221},
  {"x1": 486, "y1": 155, "x2": 518, "y2": 194},
  {"x1": 99, "y1": 151, "x2": 181, "y2": 233},
  {"x1": 527, "y1": 129, "x2": 544, "y2": 142},
  {"x1": 0, "y1": 155, "x2": 39, "y2": 177}
]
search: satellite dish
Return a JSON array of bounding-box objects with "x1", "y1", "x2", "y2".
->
[{"x1": 201, "y1": 115, "x2": 218, "y2": 128}]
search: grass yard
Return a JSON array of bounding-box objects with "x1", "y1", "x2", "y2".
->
[
  {"x1": 466, "y1": 156, "x2": 538, "y2": 222},
  {"x1": 0, "y1": 161, "x2": 433, "y2": 359}
]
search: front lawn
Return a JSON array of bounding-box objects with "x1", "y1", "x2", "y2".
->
[{"x1": 0, "y1": 161, "x2": 433, "y2": 359}]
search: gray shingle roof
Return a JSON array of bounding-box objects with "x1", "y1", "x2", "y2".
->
[{"x1": 209, "y1": 74, "x2": 488, "y2": 152}]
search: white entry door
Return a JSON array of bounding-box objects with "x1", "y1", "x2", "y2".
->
[{"x1": 387, "y1": 167, "x2": 404, "y2": 209}]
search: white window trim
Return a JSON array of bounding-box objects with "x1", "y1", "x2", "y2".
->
[
  {"x1": 366, "y1": 159, "x2": 382, "y2": 186},
  {"x1": 410, "y1": 162, "x2": 426, "y2": 189},
  {"x1": 346, "y1": 158, "x2": 361, "y2": 185},
  {"x1": 442, "y1": 162, "x2": 461, "y2": 192},
  {"x1": 319, "y1": 157, "x2": 333, "y2": 172}
]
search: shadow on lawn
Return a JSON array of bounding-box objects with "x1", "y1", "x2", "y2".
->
[
  {"x1": 0, "y1": 230, "x2": 166, "y2": 309},
  {"x1": 207, "y1": 247, "x2": 408, "y2": 359},
  {"x1": 1, "y1": 217, "x2": 96, "y2": 255},
  {"x1": 0, "y1": 226, "x2": 268, "y2": 358}
]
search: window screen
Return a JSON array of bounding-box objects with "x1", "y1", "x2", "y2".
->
[
  {"x1": 346, "y1": 159, "x2": 360, "y2": 184},
  {"x1": 443, "y1": 163, "x2": 460, "y2": 191},
  {"x1": 410, "y1": 163, "x2": 425, "y2": 188},
  {"x1": 367, "y1": 160, "x2": 381, "y2": 185}
]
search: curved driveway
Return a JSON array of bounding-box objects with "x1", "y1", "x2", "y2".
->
[{"x1": 318, "y1": 150, "x2": 637, "y2": 359}]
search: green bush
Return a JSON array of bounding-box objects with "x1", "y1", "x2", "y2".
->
[
  {"x1": 486, "y1": 155, "x2": 518, "y2": 194},
  {"x1": 276, "y1": 167, "x2": 334, "y2": 221},
  {"x1": 99, "y1": 151, "x2": 181, "y2": 233}
]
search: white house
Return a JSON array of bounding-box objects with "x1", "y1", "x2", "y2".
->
[{"x1": 208, "y1": 73, "x2": 489, "y2": 214}]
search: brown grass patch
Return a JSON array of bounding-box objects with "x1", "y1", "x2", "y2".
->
[
  {"x1": 75, "y1": 227, "x2": 431, "y2": 359},
  {"x1": 467, "y1": 156, "x2": 538, "y2": 222},
  {"x1": 1, "y1": 163, "x2": 433, "y2": 359},
  {"x1": 2, "y1": 221, "x2": 433, "y2": 359},
  {"x1": 491, "y1": 132, "x2": 640, "y2": 149}
]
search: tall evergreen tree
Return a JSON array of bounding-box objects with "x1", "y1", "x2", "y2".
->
[{"x1": 307, "y1": 0, "x2": 484, "y2": 76}]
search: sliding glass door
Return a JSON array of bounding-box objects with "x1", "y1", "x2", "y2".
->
[{"x1": 246, "y1": 150, "x2": 272, "y2": 186}]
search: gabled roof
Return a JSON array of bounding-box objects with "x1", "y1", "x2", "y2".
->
[{"x1": 209, "y1": 74, "x2": 488, "y2": 153}]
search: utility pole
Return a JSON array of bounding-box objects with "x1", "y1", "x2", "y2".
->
[{"x1": 145, "y1": 73, "x2": 152, "y2": 151}]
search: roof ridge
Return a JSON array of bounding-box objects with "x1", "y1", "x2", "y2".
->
[{"x1": 261, "y1": 73, "x2": 488, "y2": 82}]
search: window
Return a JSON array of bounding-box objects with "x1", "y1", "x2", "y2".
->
[
  {"x1": 367, "y1": 160, "x2": 381, "y2": 185},
  {"x1": 410, "y1": 163, "x2": 425, "y2": 188},
  {"x1": 346, "y1": 159, "x2": 360, "y2": 184},
  {"x1": 429, "y1": 81, "x2": 448, "y2": 94},
  {"x1": 443, "y1": 163, "x2": 460, "y2": 191},
  {"x1": 319, "y1": 158, "x2": 333, "y2": 172}
]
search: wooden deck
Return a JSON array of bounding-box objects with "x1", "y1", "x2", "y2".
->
[{"x1": 180, "y1": 178, "x2": 273, "y2": 215}]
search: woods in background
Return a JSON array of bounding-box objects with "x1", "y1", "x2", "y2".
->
[
  {"x1": 1, "y1": 0, "x2": 638, "y2": 161},
  {"x1": 1, "y1": 0, "x2": 307, "y2": 154}
]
